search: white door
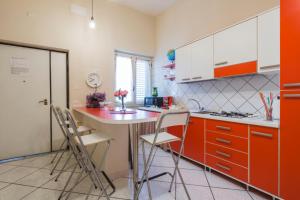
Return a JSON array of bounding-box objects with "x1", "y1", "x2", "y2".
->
[
  {"x1": 191, "y1": 36, "x2": 214, "y2": 81},
  {"x1": 51, "y1": 52, "x2": 67, "y2": 151},
  {"x1": 258, "y1": 8, "x2": 280, "y2": 73},
  {"x1": 176, "y1": 45, "x2": 191, "y2": 83},
  {"x1": 0, "y1": 44, "x2": 51, "y2": 160},
  {"x1": 214, "y1": 18, "x2": 257, "y2": 68}
]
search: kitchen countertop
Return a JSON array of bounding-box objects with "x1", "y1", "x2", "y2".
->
[{"x1": 138, "y1": 107, "x2": 280, "y2": 128}]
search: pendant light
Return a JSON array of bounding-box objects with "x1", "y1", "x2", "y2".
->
[{"x1": 89, "y1": 0, "x2": 96, "y2": 29}]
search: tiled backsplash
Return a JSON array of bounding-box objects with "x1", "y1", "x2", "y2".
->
[{"x1": 152, "y1": 67, "x2": 280, "y2": 119}]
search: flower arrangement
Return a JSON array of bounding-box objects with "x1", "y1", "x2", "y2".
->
[
  {"x1": 86, "y1": 92, "x2": 106, "y2": 108},
  {"x1": 114, "y1": 89, "x2": 128, "y2": 111}
]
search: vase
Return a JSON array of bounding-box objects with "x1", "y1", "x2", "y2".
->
[{"x1": 121, "y1": 97, "x2": 126, "y2": 112}]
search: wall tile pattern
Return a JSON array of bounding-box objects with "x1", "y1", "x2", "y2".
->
[{"x1": 153, "y1": 67, "x2": 280, "y2": 118}]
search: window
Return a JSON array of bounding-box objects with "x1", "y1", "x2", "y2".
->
[{"x1": 115, "y1": 51, "x2": 152, "y2": 105}]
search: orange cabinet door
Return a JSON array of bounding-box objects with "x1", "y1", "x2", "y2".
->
[
  {"x1": 281, "y1": 0, "x2": 300, "y2": 90},
  {"x1": 167, "y1": 126, "x2": 183, "y2": 153},
  {"x1": 184, "y1": 117, "x2": 204, "y2": 163},
  {"x1": 280, "y1": 90, "x2": 300, "y2": 199},
  {"x1": 250, "y1": 125, "x2": 278, "y2": 195}
]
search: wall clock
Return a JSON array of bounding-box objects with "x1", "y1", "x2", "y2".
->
[{"x1": 86, "y1": 72, "x2": 101, "y2": 88}]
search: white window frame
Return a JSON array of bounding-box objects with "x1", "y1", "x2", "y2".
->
[{"x1": 114, "y1": 50, "x2": 152, "y2": 106}]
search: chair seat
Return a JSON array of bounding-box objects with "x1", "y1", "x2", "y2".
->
[
  {"x1": 140, "y1": 132, "x2": 181, "y2": 145},
  {"x1": 75, "y1": 133, "x2": 112, "y2": 146},
  {"x1": 68, "y1": 126, "x2": 93, "y2": 134}
]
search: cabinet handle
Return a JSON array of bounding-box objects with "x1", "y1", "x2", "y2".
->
[
  {"x1": 251, "y1": 131, "x2": 273, "y2": 138},
  {"x1": 215, "y1": 61, "x2": 228, "y2": 66},
  {"x1": 216, "y1": 126, "x2": 231, "y2": 131},
  {"x1": 192, "y1": 76, "x2": 202, "y2": 80},
  {"x1": 283, "y1": 94, "x2": 300, "y2": 99},
  {"x1": 182, "y1": 78, "x2": 191, "y2": 81},
  {"x1": 216, "y1": 163, "x2": 231, "y2": 171},
  {"x1": 260, "y1": 64, "x2": 279, "y2": 70},
  {"x1": 283, "y1": 83, "x2": 300, "y2": 88},
  {"x1": 216, "y1": 138, "x2": 231, "y2": 144},
  {"x1": 216, "y1": 150, "x2": 231, "y2": 158}
]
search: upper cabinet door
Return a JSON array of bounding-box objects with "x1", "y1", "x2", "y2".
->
[
  {"x1": 258, "y1": 8, "x2": 280, "y2": 73},
  {"x1": 176, "y1": 45, "x2": 191, "y2": 83},
  {"x1": 281, "y1": 0, "x2": 300, "y2": 90},
  {"x1": 214, "y1": 18, "x2": 257, "y2": 68},
  {"x1": 190, "y1": 36, "x2": 214, "y2": 81}
]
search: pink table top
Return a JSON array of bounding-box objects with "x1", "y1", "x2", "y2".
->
[{"x1": 73, "y1": 107, "x2": 160, "y2": 125}]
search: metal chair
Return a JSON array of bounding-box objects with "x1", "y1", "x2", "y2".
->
[
  {"x1": 57, "y1": 109, "x2": 114, "y2": 200},
  {"x1": 50, "y1": 104, "x2": 94, "y2": 176},
  {"x1": 136, "y1": 110, "x2": 191, "y2": 200}
]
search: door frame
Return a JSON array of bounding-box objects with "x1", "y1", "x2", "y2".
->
[{"x1": 0, "y1": 39, "x2": 69, "y2": 155}]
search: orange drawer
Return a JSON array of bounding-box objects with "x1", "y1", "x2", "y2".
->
[
  {"x1": 206, "y1": 131, "x2": 248, "y2": 153},
  {"x1": 206, "y1": 142, "x2": 248, "y2": 167},
  {"x1": 206, "y1": 154, "x2": 248, "y2": 183},
  {"x1": 206, "y1": 120, "x2": 248, "y2": 138}
]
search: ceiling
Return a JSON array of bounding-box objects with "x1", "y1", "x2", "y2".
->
[{"x1": 110, "y1": 0, "x2": 177, "y2": 16}]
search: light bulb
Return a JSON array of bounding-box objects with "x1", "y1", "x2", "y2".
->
[{"x1": 89, "y1": 17, "x2": 96, "y2": 29}]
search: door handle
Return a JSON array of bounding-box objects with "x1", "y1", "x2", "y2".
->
[
  {"x1": 215, "y1": 61, "x2": 228, "y2": 66},
  {"x1": 283, "y1": 94, "x2": 300, "y2": 99},
  {"x1": 216, "y1": 138, "x2": 231, "y2": 144},
  {"x1": 283, "y1": 83, "x2": 300, "y2": 88},
  {"x1": 251, "y1": 131, "x2": 273, "y2": 138},
  {"x1": 38, "y1": 99, "x2": 48, "y2": 105},
  {"x1": 216, "y1": 125, "x2": 231, "y2": 131}
]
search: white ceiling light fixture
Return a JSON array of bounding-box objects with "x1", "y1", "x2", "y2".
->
[{"x1": 89, "y1": 0, "x2": 96, "y2": 29}]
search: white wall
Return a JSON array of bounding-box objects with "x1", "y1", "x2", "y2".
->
[
  {"x1": 152, "y1": 0, "x2": 280, "y2": 118},
  {"x1": 0, "y1": 0, "x2": 156, "y2": 106}
]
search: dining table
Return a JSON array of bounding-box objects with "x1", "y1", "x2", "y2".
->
[{"x1": 73, "y1": 107, "x2": 160, "y2": 199}]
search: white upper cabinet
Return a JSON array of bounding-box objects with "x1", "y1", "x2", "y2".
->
[
  {"x1": 190, "y1": 36, "x2": 214, "y2": 81},
  {"x1": 176, "y1": 44, "x2": 192, "y2": 82},
  {"x1": 214, "y1": 18, "x2": 258, "y2": 68},
  {"x1": 258, "y1": 8, "x2": 280, "y2": 73}
]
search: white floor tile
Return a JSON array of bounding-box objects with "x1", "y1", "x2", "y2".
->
[
  {"x1": 0, "y1": 182, "x2": 9, "y2": 190},
  {"x1": 0, "y1": 165, "x2": 16, "y2": 175},
  {"x1": 21, "y1": 156, "x2": 53, "y2": 168},
  {"x1": 0, "y1": 166, "x2": 37, "y2": 183},
  {"x1": 249, "y1": 190, "x2": 272, "y2": 200},
  {"x1": 206, "y1": 171, "x2": 245, "y2": 190},
  {"x1": 16, "y1": 169, "x2": 56, "y2": 187},
  {"x1": 22, "y1": 188, "x2": 61, "y2": 200},
  {"x1": 41, "y1": 171, "x2": 80, "y2": 191},
  {"x1": 0, "y1": 184, "x2": 35, "y2": 200},
  {"x1": 110, "y1": 178, "x2": 134, "y2": 199},
  {"x1": 212, "y1": 188, "x2": 253, "y2": 200}
]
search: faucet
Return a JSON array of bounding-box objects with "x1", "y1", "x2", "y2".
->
[{"x1": 188, "y1": 98, "x2": 203, "y2": 112}]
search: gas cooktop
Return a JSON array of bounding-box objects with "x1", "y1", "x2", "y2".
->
[{"x1": 209, "y1": 111, "x2": 254, "y2": 119}]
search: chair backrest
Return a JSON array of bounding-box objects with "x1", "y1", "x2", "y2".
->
[
  {"x1": 64, "y1": 109, "x2": 102, "y2": 187},
  {"x1": 156, "y1": 110, "x2": 190, "y2": 129}
]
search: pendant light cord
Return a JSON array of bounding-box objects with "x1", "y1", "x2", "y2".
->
[{"x1": 91, "y1": 0, "x2": 94, "y2": 18}]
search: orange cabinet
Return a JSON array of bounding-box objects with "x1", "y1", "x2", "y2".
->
[
  {"x1": 184, "y1": 117, "x2": 204, "y2": 163},
  {"x1": 206, "y1": 131, "x2": 248, "y2": 153},
  {"x1": 250, "y1": 125, "x2": 278, "y2": 196},
  {"x1": 206, "y1": 154, "x2": 248, "y2": 182},
  {"x1": 167, "y1": 126, "x2": 183, "y2": 153},
  {"x1": 206, "y1": 119, "x2": 248, "y2": 138},
  {"x1": 280, "y1": 90, "x2": 300, "y2": 199},
  {"x1": 281, "y1": 0, "x2": 300, "y2": 198},
  {"x1": 206, "y1": 142, "x2": 248, "y2": 168},
  {"x1": 281, "y1": 0, "x2": 300, "y2": 90}
]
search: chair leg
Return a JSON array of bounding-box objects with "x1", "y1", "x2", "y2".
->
[
  {"x1": 142, "y1": 141, "x2": 153, "y2": 200},
  {"x1": 58, "y1": 163, "x2": 78, "y2": 200},
  {"x1": 50, "y1": 139, "x2": 67, "y2": 164},
  {"x1": 135, "y1": 144, "x2": 158, "y2": 200},
  {"x1": 50, "y1": 147, "x2": 66, "y2": 175},
  {"x1": 168, "y1": 143, "x2": 191, "y2": 200},
  {"x1": 55, "y1": 152, "x2": 73, "y2": 181}
]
